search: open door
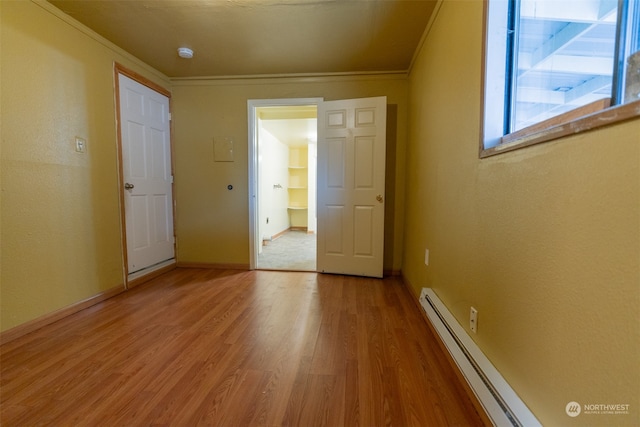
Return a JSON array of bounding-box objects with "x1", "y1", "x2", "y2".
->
[{"x1": 317, "y1": 96, "x2": 387, "y2": 278}]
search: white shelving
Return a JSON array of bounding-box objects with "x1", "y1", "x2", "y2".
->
[{"x1": 287, "y1": 147, "x2": 308, "y2": 228}]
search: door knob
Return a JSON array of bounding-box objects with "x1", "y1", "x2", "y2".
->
[
  {"x1": 376, "y1": 194, "x2": 383, "y2": 203},
  {"x1": 124, "y1": 183, "x2": 135, "y2": 190}
]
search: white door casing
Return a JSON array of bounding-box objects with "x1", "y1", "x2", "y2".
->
[
  {"x1": 317, "y1": 96, "x2": 387, "y2": 278},
  {"x1": 118, "y1": 73, "x2": 175, "y2": 275}
]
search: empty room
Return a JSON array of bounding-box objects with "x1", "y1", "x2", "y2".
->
[{"x1": 1, "y1": 1, "x2": 638, "y2": 426}]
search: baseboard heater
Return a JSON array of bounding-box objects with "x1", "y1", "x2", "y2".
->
[{"x1": 419, "y1": 288, "x2": 541, "y2": 427}]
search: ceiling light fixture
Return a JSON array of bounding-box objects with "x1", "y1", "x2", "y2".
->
[{"x1": 178, "y1": 47, "x2": 194, "y2": 59}]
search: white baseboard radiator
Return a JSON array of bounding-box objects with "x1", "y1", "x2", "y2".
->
[{"x1": 419, "y1": 288, "x2": 541, "y2": 427}]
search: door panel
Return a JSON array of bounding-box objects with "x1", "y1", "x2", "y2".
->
[
  {"x1": 317, "y1": 96, "x2": 386, "y2": 278},
  {"x1": 353, "y1": 206, "x2": 374, "y2": 256},
  {"x1": 354, "y1": 136, "x2": 374, "y2": 187},
  {"x1": 325, "y1": 205, "x2": 345, "y2": 254},
  {"x1": 327, "y1": 138, "x2": 346, "y2": 187},
  {"x1": 118, "y1": 73, "x2": 174, "y2": 275},
  {"x1": 131, "y1": 196, "x2": 149, "y2": 248}
]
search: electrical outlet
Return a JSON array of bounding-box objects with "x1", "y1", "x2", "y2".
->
[
  {"x1": 470, "y1": 307, "x2": 478, "y2": 333},
  {"x1": 424, "y1": 248, "x2": 429, "y2": 266}
]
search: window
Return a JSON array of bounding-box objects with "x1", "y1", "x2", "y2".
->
[{"x1": 482, "y1": 0, "x2": 640, "y2": 155}]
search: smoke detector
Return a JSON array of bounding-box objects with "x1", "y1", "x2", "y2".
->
[{"x1": 177, "y1": 47, "x2": 194, "y2": 59}]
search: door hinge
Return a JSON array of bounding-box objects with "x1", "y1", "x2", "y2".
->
[
  {"x1": 168, "y1": 112, "x2": 172, "y2": 121},
  {"x1": 170, "y1": 175, "x2": 174, "y2": 184}
]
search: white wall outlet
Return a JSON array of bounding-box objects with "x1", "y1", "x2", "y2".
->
[
  {"x1": 75, "y1": 137, "x2": 86, "y2": 153},
  {"x1": 424, "y1": 248, "x2": 429, "y2": 266},
  {"x1": 470, "y1": 307, "x2": 478, "y2": 333}
]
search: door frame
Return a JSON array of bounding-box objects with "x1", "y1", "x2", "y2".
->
[
  {"x1": 247, "y1": 97, "x2": 323, "y2": 270},
  {"x1": 114, "y1": 63, "x2": 176, "y2": 287}
]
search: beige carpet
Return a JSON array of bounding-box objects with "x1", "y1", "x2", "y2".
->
[{"x1": 257, "y1": 230, "x2": 316, "y2": 271}]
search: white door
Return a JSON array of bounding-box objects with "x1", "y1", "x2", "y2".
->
[
  {"x1": 118, "y1": 73, "x2": 175, "y2": 275},
  {"x1": 317, "y1": 96, "x2": 386, "y2": 278}
]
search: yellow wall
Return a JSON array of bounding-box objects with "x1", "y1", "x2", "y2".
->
[
  {"x1": 0, "y1": 1, "x2": 171, "y2": 331},
  {"x1": 171, "y1": 77, "x2": 408, "y2": 272},
  {"x1": 403, "y1": 1, "x2": 639, "y2": 425}
]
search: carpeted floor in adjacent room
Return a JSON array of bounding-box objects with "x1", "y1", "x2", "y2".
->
[{"x1": 257, "y1": 230, "x2": 316, "y2": 271}]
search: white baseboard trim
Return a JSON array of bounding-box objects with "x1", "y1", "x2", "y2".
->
[{"x1": 419, "y1": 288, "x2": 541, "y2": 427}]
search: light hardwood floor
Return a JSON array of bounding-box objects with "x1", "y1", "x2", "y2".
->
[{"x1": 1, "y1": 269, "x2": 485, "y2": 426}]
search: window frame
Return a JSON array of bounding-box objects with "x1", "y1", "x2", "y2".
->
[{"x1": 480, "y1": 0, "x2": 640, "y2": 158}]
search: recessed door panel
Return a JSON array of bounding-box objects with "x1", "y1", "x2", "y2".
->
[
  {"x1": 327, "y1": 110, "x2": 346, "y2": 128},
  {"x1": 153, "y1": 194, "x2": 170, "y2": 243},
  {"x1": 354, "y1": 136, "x2": 374, "y2": 189},
  {"x1": 125, "y1": 88, "x2": 145, "y2": 118},
  {"x1": 148, "y1": 97, "x2": 166, "y2": 124},
  {"x1": 131, "y1": 195, "x2": 150, "y2": 249},
  {"x1": 151, "y1": 127, "x2": 168, "y2": 179},
  {"x1": 353, "y1": 206, "x2": 374, "y2": 257},
  {"x1": 325, "y1": 205, "x2": 344, "y2": 255},
  {"x1": 355, "y1": 108, "x2": 375, "y2": 127},
  {"x1": 127, "y1": 122, "x2": 146, "y2": 178},
  {"x1": 327, "y1": 138, "x2": 346, "y2": 188}
]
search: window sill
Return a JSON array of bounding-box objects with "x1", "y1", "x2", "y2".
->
[{"x1": 480, "y1": 98, "x2": 640, "y2": 158}]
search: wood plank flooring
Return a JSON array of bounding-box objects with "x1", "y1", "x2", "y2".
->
[{"x1": 0, "y1": 269, "x2": 485, "y2": 426}]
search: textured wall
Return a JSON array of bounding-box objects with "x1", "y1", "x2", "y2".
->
[
  {"x1": 403, "y1": 1, "x2": 640, "y2": 425},
  {"x1": 0, "y1": 1, "x2": 171, "y2": 331}
]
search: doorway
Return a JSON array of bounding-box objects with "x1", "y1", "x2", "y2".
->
[
  {"x1": 249, "y1": 96, "x2": 387, "y2": 277},
  {"x1": 248, "y1": 98, "x2": 321, "y2": 271}
]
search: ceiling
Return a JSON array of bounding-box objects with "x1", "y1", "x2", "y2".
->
[
  {"x1": 47, "y1": 0, "x2": 438, "y2": 79},
  {"x1": 261, "y1": 117, "x2": 318, "y2": 146},
  {"x1": 257, "y1": 105, "x2": 317, "y2": 146}
]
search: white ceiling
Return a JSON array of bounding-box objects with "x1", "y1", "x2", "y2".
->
[
  {"x1": 47, "y1": 0, "x2": 438, "y2": 78},
  {"x1": 258, "y1": 106, "x2": 317, "y2": 146},
  {"x1": 261, "y1": 118, "x2": 318, "y2": 146}
]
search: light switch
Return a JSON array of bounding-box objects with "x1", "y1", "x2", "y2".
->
[{"x1": 75, "y1": 137, "x2": 86, "y2": 153}]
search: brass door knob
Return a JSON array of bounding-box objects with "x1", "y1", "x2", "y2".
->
[
  {"x1": 124, "y1": 183, "x2": 135, "y2": 190},
  {"x1": 376, "y1": 194, "x2": 383, "y2": 203}
]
